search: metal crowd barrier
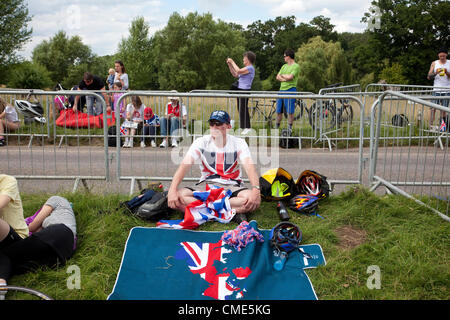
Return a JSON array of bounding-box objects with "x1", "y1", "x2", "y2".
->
[
  {"x1": 114, "y1": 91, "x2": 365, "y2": 195},
  {"x1": 368, "y1": 90, "x2": 449, "y2": 221},
  {"x1": 0, "y1": 89, "x2": 110, "y2": 192},
  {"x1": 1, "y1": 87, "x2": 448, "y2": 217}
]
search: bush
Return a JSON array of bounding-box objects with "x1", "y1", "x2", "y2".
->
[
  {"x1": 7, "y1": 62, "x2": 53, "y2": 89},
  {"x1": 379, "y1": 62, "x2": 409, "y2": 85}
]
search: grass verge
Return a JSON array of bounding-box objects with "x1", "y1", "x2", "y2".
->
[{"x1": 5, "y1": 186, "x2": 449, "y2": 300}]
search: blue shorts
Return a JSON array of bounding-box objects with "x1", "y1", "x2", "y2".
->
[
  {"x1": 432, "y1": 91, "x2": 450, "y2": 108},
  {"x1": 276, "y1": 87, "x2": 297, "y2": 114}
]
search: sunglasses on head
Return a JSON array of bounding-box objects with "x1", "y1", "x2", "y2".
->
[{"x1": 209, "y1": 120, "x2": 225, "y2": 127}]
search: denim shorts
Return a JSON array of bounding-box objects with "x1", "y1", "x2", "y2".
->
[{"x1": 432, "y1": 91, "x2": 450, "y2": 108}]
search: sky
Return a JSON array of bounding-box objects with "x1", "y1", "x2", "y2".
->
[{"x1": 20, "y1": 0, "x2": 373, "y2": 59}]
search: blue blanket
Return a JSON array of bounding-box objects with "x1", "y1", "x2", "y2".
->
[{"x1": 108, "y1": 221, "x2": 326, "y2": 300}]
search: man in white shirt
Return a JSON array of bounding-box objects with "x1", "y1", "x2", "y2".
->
[
  {"x1": 167, "y1": 110, "x2": 261, "y2": 222},
  {"x1": 427, "y1": 47, "x2": 450, "y2": 128}
]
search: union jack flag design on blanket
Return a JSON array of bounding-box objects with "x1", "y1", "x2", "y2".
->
[
  {"x1": 156, "y1": 184, "x2": 236, "y2": 229},
  {"x1": 175, "y1": 240, "x2": 252, "y2": 300}
]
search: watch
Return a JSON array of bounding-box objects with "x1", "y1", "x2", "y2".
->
[{"x1": 251, "y1": 185, "x2": 260, "y2": 190}]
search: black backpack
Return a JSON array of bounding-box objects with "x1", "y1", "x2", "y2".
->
[
  {"x1": 108, "y1": 125, "x2": 123, "y2": 147},
  {"x1": 279, "y1": 129, "x2": 299, "y2": 149},
  {"x1": 121, "y1": 189, "x2": 157, "y2": 214},
  {"x1": 135, "y1": 191, "x2": 172, "y2": 221},
  {"x1": 392, "y1": 114, "x2": 409, "y2": 127}
]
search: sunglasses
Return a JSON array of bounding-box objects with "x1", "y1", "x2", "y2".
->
[{"x1": 209, "y1": 120, "x2": 225, "y2": 127}]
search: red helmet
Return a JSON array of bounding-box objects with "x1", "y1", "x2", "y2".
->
[{"x1": 296, "y1": 170, "x2": 330, "y2": 199}]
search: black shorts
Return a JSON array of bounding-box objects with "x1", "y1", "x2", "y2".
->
[
  {"x1": 186, "y1": 186, "x2": 248, "y2": 198},
  {"x1": 0, "y1": 226, "x2": 23, "y2": 250}
]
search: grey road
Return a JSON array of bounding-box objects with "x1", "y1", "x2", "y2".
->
[{"x1": 1, "y1": 144, "x2": 448, "y2": 196}]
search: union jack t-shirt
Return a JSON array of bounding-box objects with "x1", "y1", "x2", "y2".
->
[{"x1": 187, "y1": 135, "x2": 253, "y2": 187}]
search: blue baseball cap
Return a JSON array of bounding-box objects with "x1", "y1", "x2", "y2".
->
[{"x1": 209, "y1": 110, "x2": 231, "y2": 124}]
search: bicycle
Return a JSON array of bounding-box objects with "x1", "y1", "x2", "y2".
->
[
  {"x1": 0, "y1": 285, "x2": 53, "y2": 300},
  {"x1": 249, "y1": 98, "x2": 308, "y2": 127},
  {"x1": 308, "y1": 83, "x2": 355, "y2": 131}
]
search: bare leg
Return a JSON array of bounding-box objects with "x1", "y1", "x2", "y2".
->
[
  {"x1": 0, "y1": 219, "x2": 10, "y2": 242},
  {"x1": 276, "y1": 113, "x2": 283, "y2": 128},
  {"x1": 288, "y1": 113, "x2": 294, "y2": 127},
  {"x1": 0, "y1": 120, "x2": 5, "y2": 140},
  {"x1": 173, "y1": 188, "x2": 197, "y2": 212},
  {"x1": 430, "y1": 108, "x2": 436, "y2": 127},
  {"x1": 229, "y1": 189, "x2": 254, "y2": 214}
]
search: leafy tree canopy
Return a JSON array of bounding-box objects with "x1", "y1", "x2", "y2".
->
[
  {"x1": 0, "y1": 0, "x2": 32, "y2": 68},
  {"x1": 153, "y1": 12, "x2": 246, "y2": 91},
  {"x1": 32, "y1": 31, "x2": 94, "y2": 85}
]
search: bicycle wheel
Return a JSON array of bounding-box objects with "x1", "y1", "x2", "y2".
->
[
  {"x1": 308, "y1": 101, "x2": 336, "y2": 131},
  {"x1": 0, "y1": 285, "x2": 53, "y2": 300},
  {"x1": 337, "y1": 104, "x2": 354, "y2": 128},
  {"x1": 293, "y1": 99, "x2": 306, "y2": 121}
]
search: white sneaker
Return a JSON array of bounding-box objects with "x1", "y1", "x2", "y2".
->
[
  {"x1": 171, "y1": 139, "x2": 178, "y2": 147},
  {"x1": 160, "y1": 139, "x2": 168, "y2": 148},
  {"x1": 140, "y1": 141, "x2": 146, "y2": 148},
  {"x1": 123, "y1": 139, "x2": 130, "y2": 148},
  {"x1": 150, "y1": 140, "x2": 156, "y2": 148},
  {"x1": 241, "y1": 128, "x2": 251, "y2": 135}
]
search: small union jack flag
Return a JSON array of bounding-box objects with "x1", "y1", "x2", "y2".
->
[
  {"x1": 439, "y1": 119, "x2": 447, "y2": 132},
  {"x1": 157, "y1": 184, "x2": 235, "y2": 230}
]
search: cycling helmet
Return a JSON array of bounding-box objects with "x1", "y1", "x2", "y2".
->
[
  {"x1": 295, "y1": 170, "x2": 330, "y2": 199},
  {"x1": 14, "y1": 100, "x2": 46, "y2": 124},
  {"x1": 270, "y1": 222, "x2": 302, "y2": 254},
  {"x1": 288, "y1": 195, "x2": 319, "y2": 215}
]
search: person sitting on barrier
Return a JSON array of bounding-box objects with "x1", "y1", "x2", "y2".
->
[
  {"x1": 167, "y1": 110, "x2": 261, "y2": 223},
  {"x1": 159, "y1": 92, "x2": 187, "y2": 148},
  {"x1": 0, "y1": 195, "x2": 77, "y2": 299},
  {"x1": 107, "y1": 68, "x2": 116, "y2": 110},
  {"x1": 0, "y1": 98, "x2": 21, "y2": 147},
  {"x1": 275, "y1": 49, "x2": 300, "y2": 132},
  {"x1": 123, "y1": 96, "x2": 145, "y2": 148},
  {"x1": 112, "y1": 81, "x2": 126, "y2": 118},
  {"x1": 72, "y1": 72, "x2": 110, "y2": 116},
  {"x1": 427, "y1": 47, "x2": 450, "y2": 129},
  {"x1": 143, "y1": 106, "x2": 160, "y2": 148},
  {"x1": 107, "y1": 68, "x2": 115, "y2": 91}
]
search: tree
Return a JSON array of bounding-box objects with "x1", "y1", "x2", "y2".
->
[
  {"x1": 62, "y1": 55, "x2": 115, "y2": 89},
  {"x1": 153, "y1": 12, "x2": 246, "y2": 91},
  {"x1": 7, "y1": 61, "x2": 52, "y2": 89},
  {"x1": 244, "y1": 16, "x2": 338, "y2": 90},
  {"x1": 0, "y1": 0, "x2": 32, "y2": 69},
  {"x1": 309, "y1": 15, "x2": 338, "y2": 42},
  {"x1": 296, "y1": 36, "x2": 354, "y2": 93},
  {"x1": 32, "y1": 31, "x2": 94, "y2": 84},
  {"x1": 362, "y1": 0, "x2": 450, "y2": 84},
  {"x1": 117, "y1": 17, "x2": 157, "y2": 90},
  {"x1": 379, "y1": 61, "x2": 409, "y2": 84}
]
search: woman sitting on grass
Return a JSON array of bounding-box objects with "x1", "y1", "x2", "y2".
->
[
  {"x1": 0, "y1": 97, "x2": 21, "y2": 147},
  {"x1": 0, "y1": 194, "x2": 77, "y2": 300}
]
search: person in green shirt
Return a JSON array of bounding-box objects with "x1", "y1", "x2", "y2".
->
[{"x1": 275, "y1": 49, "x2": 300, "y2": 131}]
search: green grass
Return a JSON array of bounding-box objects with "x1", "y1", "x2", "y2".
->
[{"x1": 5, "y1": 186, "x2": 450, "y2": 300}]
